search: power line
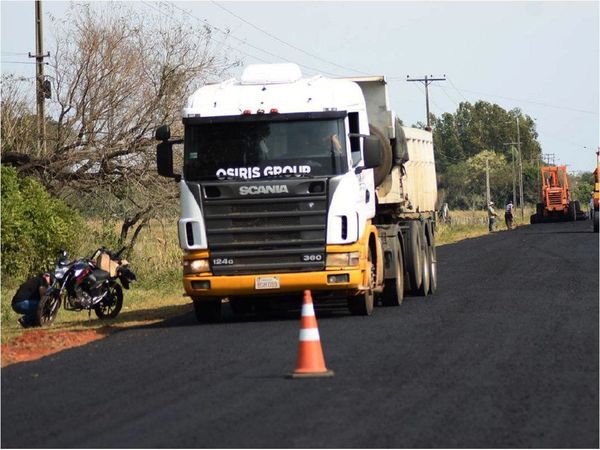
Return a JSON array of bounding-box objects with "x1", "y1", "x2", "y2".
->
[
  {"x1": 447, "y1": 78, "x2": 470, "y2": 103},
  {"x1": 1, "y1": 61, "x2": 47, "y2": 65},
  {"x1": 140, "y1": 0, "x2": 272, "y2": 65},
  {"x1": 158, "y1": 0, "x2": 344, "y2": 78},
  {"x1": 208, "y1": 0, "x2": 369, "y2": 76},
  {"x1": 451, "y1": 85, "x2": 598, "y2": 115}
]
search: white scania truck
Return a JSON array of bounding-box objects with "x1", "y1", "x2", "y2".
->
[{"x1": 156, "y1": 63, "x2": 438, "y2": 322}]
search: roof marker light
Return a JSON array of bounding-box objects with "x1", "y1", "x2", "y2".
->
[
  {"x1": 242, "y1": 109, "x2": 252, "y2": 115},
  {"x1": 270, "y1": 108, "x2": 279, "y2": 114},
  {"x1": 257, "y1": 109, "x2": 265, "y2": 114}
]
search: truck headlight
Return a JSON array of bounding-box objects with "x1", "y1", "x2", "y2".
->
[
  {"x1": 183, "y1": 259, "x2": 210, "y2": 274},
  {"x1": 326, "y1": 252, "x2": 360, "y2": 267}
]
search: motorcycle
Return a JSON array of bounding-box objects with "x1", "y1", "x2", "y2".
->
[{"x1": 37, "y1": 247, "x2": 137, "y2": 326}]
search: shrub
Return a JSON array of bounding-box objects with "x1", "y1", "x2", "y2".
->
[{"x1": 1, "y1": 166, "x2": 84, "y2": 280}]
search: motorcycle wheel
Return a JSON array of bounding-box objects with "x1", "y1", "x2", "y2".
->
[
  {"x1": 37, "y1": 293, "x2": 61, "y2": 327},
  {"x1": 94, "y1": 283, "x2": 123, "y2": 319}
]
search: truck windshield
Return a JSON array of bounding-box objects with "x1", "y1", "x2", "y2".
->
[{"x1": 183, "y1": 118, "x2": 347, "y2": 181}]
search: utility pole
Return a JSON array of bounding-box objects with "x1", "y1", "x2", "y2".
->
[
  {"x1": 542, "y1": 153, "x2": 556, "y2": 166},
  {"x1": 516, "y1": 116, "x2": 524, "y2": 220},
  {"x1": 28, "y1": 0, "x2": 50, "y2": 157},
  {"x1": 406, "y1": 74, "x2": 446, "y2": 129},
  {"x1": 485, "y1": 158, "x2": 491, "y2": 207},
  {"x1": 503, "y1": 143, "x2": 518, "y2": 206}
]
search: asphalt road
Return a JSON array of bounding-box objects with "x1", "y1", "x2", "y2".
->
[{"x1": 2, "y1": 220, "x2": 598, "y2": 448}]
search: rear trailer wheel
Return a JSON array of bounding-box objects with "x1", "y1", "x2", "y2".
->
[
  {"x1": 193, "y1": 297, "x2": 222, "y2": 323},
  {"x1": 381, "y1": 246, "x2": 404, "y2": 306},
  {"x1": 428, "y1": 240, "x2": 437, "y2": 295},
  {"x1": 94, "y1": 283, "x2": 123, "y2": 319},
  {"x1": 37, "y1": 293, "x2": 61, "y2": 327},
  {"x1": 594, "y1": 212, "x2": 599, "y2": 233},
  {"x1": 348, "y1": 246, "x2": 375, "y2": 316},
  {"x1": 405, "y1": 221, "x2": 423, "y2": 293},
  {"x1": 417, "y1": 240, "x2": 431, "y2": 297}
]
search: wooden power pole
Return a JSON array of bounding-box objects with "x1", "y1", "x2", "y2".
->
[
  {"x1": 406, "y1": 75, "x2": 446, "y2": 129},
  {"x1": 485, "y1": 158, "x2": 491, "y2": 207},
  {"x1": 28, "y1": 0, "x2": 50, "y2": 157}
]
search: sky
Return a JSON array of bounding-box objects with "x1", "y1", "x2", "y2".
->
[{"x1": 1, "y1": 0, "x2": 598, "y2": 172}]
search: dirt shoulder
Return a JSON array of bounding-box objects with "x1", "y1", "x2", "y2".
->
[{"x1": 1, "y1": 327, "x2": 111, "y2": 367}]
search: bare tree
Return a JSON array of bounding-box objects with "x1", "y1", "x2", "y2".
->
[
  {"x1": 2, "y1": 3, "x2": 239, "y2": 250},
  {"x1": 1, "y1": 75, "x2": 38, "y2": 161}
]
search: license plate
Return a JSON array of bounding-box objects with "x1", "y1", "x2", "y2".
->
[{"x1": 255, "y1": 276, "x2": 280, "y2": 290}]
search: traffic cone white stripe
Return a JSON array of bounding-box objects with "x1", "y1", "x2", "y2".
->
[
  {"x1": 301, "y1": 303, "x2": 315, "y2": 316},
  {"x1": 299, "y1": 328, "x2": 320, "y2": 341}
]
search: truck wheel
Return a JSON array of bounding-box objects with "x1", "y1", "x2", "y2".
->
[
  {"x1": 594, "y1": 213, "x2": 599, "y2": 233},
  {"x1": 193, "y1": 297, "x2": 222, "y2": 323},
  {"x1": 381, "y1": 245, "x2": 404, "y2": 306},
  {"x1": 428, "y1": 240, "x2": 437, "y2": 295},
  {"x1": 348, "y1": 246, "x2": 375, "y2": 315},
  {"x1": 417, "y1": 239, "x2": 430, "y2": 297},
  {"x1": 405, "y1": 221, "x2": 423, "y2": 293}
]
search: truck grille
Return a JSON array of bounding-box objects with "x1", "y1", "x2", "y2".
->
[
  {"x1": 200, "y1": 179, "x2": 328, "y2": 275},
  {"x1": 547, "y1": 189, "x2": 563, "y2": 207}
]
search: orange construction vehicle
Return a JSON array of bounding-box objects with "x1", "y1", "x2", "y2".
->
[{"x1": 530, "y1": 165, "x2": 585, "y2": 223}]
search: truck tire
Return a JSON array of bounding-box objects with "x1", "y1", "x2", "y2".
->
[
  {"x1": 405, "y1": 221, "x2": 423, "y2": 294},
  {"x1": 193, "y1": 297, "x2": 222, "y2": 323},
  {"x1": 369, "y1": 124, "x2": 393, "y2": 188},
  {"x1": 381, "y1": 245, "x2": 404, "y2": 306},
  {"x1": 594, "y1": 212, "x2": 599, "y2": 233},
  {"x1": 416, "y1": 236, "x2": 430, "y2": 297},
  {"x1": 348, "y1": 246, "x2": 375, "y2": 315},
  {"x1": 535, "y1": 203, "x2": 544, "y2": 222},
  {"x1": 428, "y1": 235, "x2": 437, "y2": 295}
]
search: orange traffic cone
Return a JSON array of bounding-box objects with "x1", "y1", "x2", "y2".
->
[{"x1": 288, "y1": 290, "x2": 334, "y2": 378}]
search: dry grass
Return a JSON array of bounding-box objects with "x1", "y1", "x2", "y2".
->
[{"x1": 436, "y1": 207, "x2": 533, "y2": 246}]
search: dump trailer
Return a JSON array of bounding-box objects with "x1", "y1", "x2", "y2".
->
[
  {"x1": 155, "y1": 63, "x2": 438, "y2": 322},
  {"x1": 530, "y1": 165, "x2": 585, "y2": 223}
]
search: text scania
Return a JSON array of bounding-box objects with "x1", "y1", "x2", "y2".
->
[
  {"x1": 216, "y1": 165, "x2": 311, "y2": 180},
  {"x1": 239, "y1": 185, "x2": 289, "y2": 195}
]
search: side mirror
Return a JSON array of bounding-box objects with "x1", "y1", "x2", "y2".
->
[
  {"x1": 155, "y1": 124, "x2": 171, "y2": 142},
  {"x1": 363, "y1": 136, "x2": 383, "y2": 169},
  {"x1": 157, "y1": 141, "x2": 180, "y2": 180}
]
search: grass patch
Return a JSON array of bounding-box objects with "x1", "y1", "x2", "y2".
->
[
  {"x1": 1, "y1": 219, "x2": 187, "y2": 344},
  {"x1": 436, "y1": 207, "x2": 533, "y2": 246}
]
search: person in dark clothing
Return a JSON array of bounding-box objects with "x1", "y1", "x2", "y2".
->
[
  {"x1": 11, "y1": 272, "x2": 53, "y2": 327},
  {"x1": 505, "y1": 200, "x2": 515, "y2": 230}
]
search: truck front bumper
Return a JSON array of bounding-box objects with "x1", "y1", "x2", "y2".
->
[{"x1": 183, "y1": 268, "x2": 366, "y2": 298}]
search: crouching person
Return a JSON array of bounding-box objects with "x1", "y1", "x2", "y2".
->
[{"x1": 12, "y1": 272, "x2": 53, "y2": 328}]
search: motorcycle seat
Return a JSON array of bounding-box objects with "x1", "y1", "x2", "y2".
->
[{"x1": 92, "y1": 268, "x2": 110, "y2": 281}]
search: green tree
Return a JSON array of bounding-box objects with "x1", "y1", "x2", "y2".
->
[{"x1": 1, "y1": 166, "x2": 84, "y2": 280}]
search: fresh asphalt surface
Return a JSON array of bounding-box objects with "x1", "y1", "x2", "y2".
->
[{"x1": 2, "y1": 220, "x2": 598, "y2": 448}]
